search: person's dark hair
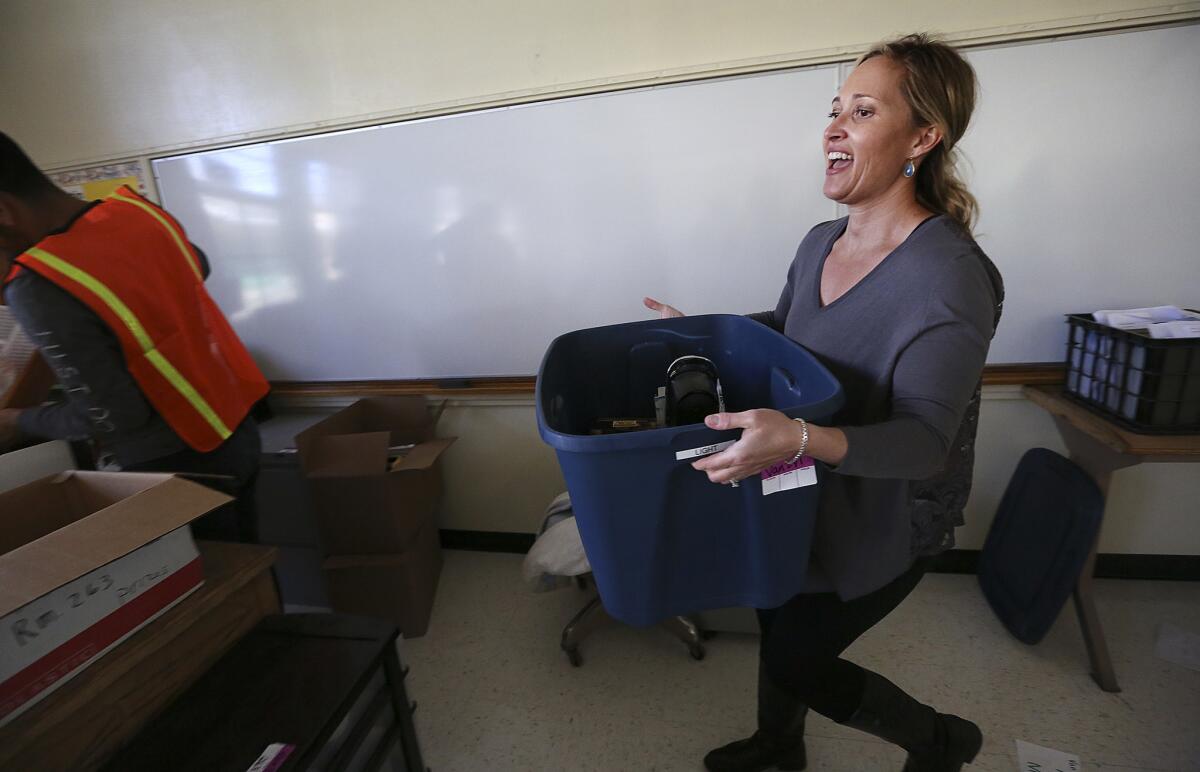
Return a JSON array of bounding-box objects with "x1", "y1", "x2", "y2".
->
[
  {"x1": 859, "y1": 34, "x2": 979, "y2": 233},
  {"x1": 0, "y1": 133, "x2": 58, "y2": 199}
]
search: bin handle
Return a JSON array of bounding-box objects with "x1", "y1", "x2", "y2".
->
[{"x1": 771, "y1": 366, "x2": 803, "y2": 404}]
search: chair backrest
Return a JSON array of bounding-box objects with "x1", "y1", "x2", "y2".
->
[{"x1": 978, "y1": 447, "x2": 1104, "y2": 644}]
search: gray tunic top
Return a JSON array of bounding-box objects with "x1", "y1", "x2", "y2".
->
[{"x1": 751, "y1": 215, "x2": 1003, "y2": 600}]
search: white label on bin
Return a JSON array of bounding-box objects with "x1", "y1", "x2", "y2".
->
[
  {"x1": 675, "y1": 440, "x2": 737, "y2": 461},
  {"x1": 760, "y1": 456, "x2": 816, "y2": 496}
]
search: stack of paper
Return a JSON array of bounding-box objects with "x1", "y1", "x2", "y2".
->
[
  {"x1": 1147, "y1": 319, "x2": 1200, "y2": 339},
  {"x1": 1092, "y1": 305, "x2": 1200, "y2": 338}
]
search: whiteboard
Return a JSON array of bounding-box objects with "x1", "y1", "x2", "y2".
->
[
  {"x1": 154, "y1": 67, "x2": 838, "y2": 380},
  {"x1": 963, "y1": 25, "x2": 1200, "y2": 362},
  {"x1": 154, "y1": 23, "x2": 1200, "y2": 380}
]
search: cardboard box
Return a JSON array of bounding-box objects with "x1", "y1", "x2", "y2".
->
[
  {"x1": 0, "y1": 440, "x2": 75, "y2": 495},
  {"x1": 295, "y1": 398, "x2": 455, "y2": 555},
  {"x1": 0, "y1": 471, "x2": 231, "y2": 727},
  {"x1": 322, "y1": 515, "x2": 443, "y2": 638}
]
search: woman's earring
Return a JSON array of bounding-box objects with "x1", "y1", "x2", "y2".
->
[{"x1": 903, "y1": 158, "x2": 916, "y2": 178}]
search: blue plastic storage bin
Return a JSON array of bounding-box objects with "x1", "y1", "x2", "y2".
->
[{"x1": 536, "y1": 314, "x2": 844, "y2": 626}]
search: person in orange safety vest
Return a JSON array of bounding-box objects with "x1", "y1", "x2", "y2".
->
[{"x1": 0, "y1": 132, "x2": 268, "y2": 542}]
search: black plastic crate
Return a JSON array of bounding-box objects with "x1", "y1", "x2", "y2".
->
[{"x1": 1063, "y1": 313, "x2": 1200, "y2": 434}]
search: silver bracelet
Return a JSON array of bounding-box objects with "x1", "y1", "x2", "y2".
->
[{"x1": 789, "y1": 417, "x2": 809, "y2": 464}]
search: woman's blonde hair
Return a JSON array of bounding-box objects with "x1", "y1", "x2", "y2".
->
[{"x1": 859, "y1": 34, "x2": 979, "y2": 233}]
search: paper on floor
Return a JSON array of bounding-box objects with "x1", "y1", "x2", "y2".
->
[{"x1": 1015, "y1": 739, "x2": 1081, "y2": 771}]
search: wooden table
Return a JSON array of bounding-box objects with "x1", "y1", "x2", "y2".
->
[
  {"x1": 0, "y1": 541, "x2": 279, "y2": 771},
  {"x1": 1023, "y1": 385, "x2": 1200, "y2": 692}
]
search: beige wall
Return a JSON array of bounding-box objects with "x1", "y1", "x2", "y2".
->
[
  {"x1": 961, "y1": 390, "x2": 1199, "y2": 555},
  {"x1": 438, "y1": 390, "x2": 1200, "y2": 554},
  {"x1": 275, "y1": 389, "x2": 1200, "y2": 555},
  {"x1": 2, "y1": 1, "x2": 1196, "y2": 167},
  {"x1": 4, "y1": 1, "x2": 1198, "y2": 552}
]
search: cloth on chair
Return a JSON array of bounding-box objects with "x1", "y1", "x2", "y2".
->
[{"x1": 523, "y1": 492, "x2": 591, "y2": 592}]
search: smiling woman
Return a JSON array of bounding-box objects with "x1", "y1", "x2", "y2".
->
[
  {"x1": 814, "y1": 40, "x2": 980, "y2": 308},
  {"x1": 651, "y1": 34, "x2": 1006, "y2": 772},
  {"x1": 822, "y1": 56, "x2": 947, "y2": 216}
]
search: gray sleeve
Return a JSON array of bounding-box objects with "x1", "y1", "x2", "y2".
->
[
  {"x1": 747, "y1": 256, "x2": 798, "y2": 332},
  {"x1": 18, "y1": 395, "x2": 93, "y2": 441},
  {"x1": 835, "y1": 254, "x2": 998, "y2": 480},
  {"x1": 746, "y1": 310, "x2": 780, "y2": 329},
  {"x1": 8, "y1": 275, "x2": 159, "y2": 443}
]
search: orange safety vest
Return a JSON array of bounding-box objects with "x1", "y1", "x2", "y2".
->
[{"x1": 3, "y1": 186, "x2": 269, "y2": 452}]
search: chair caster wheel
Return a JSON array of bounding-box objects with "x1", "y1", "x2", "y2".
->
[
  {"x1": 689, "y1": 643, "x2": 706, "y2": 661},
  {"x1": 565, "y1": 647, "x2": 582, "y2": 667}
]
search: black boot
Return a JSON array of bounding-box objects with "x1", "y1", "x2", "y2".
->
[
  {"x1": 841, "y1": 671, "x2": 982, "y2": 772},
  {"x1": 703, "y1": 665, "x2": 807, "y2": 772}
]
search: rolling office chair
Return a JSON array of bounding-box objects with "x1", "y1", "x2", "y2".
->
[
  {"x1": 560, "y1": 573, "x2": 706, "y2": 667},
  {"x1": 527, "y1": 493, "x2": 707, "y2": 667}
]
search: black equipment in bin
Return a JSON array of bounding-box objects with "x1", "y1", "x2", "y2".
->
[{"x1": 665, "y1": 355, "x2": 724, "y2": 427}]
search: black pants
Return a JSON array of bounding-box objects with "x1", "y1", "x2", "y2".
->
[
  {"x1": 126, "y1": 419, "x2": 262, "y2": 543},
  {"x1": 757, "y1": 558, "x2": 928, "y2": 722}
]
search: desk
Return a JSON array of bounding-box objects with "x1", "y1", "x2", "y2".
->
[
  {"x1": 0, "y1": 541, "x2": 279, "y2": 771},
  {"x1": 105, "y1": 614, "x2": 424, "y2": 771},
  {"x1": 1023, "y1": 385, "x2": 1200, "y2": 692}
]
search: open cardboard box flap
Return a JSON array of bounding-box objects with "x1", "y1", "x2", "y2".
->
[
  {"x1": 293, "y1": 397, "x2": 455, "y2": 554},
  {"x1": 366, "y1": 397, "x2": 438, "y2": 444},
  {"x1": 0, "y1": 472, "x2": 230, "y2": 618},
  {"x1": 295, "y1": 397, "x2": 456, "y2": 478},
  {"x1": 391, "y1": 437, "x2": 456, "y2": 472}
]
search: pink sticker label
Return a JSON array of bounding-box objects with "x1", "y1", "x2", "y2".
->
[
  {"x1": 760, "y1": 456, "x2": 814, "y2": 480},
  {"x1": 246, "y1": 743, "x2": 295, "y2": 772}
]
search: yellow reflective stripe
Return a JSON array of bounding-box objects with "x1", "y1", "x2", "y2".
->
[
  {"x1": 22, "y1": 247, "x2": 232, "y2": 441},
  {"x1": 25, "y1": 248, "x2": 155, "y2": 350},
  {"x1": 142, "y1": 350, "x2": 232, "y2": 440},
  {"x1": 109, "y1": 191, "x2": 204, "y2": 281}
]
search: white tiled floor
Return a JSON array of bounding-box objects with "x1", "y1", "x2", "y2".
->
[{"x1": 401, "y1": 551, "x2": 1200, "y2": 771}]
